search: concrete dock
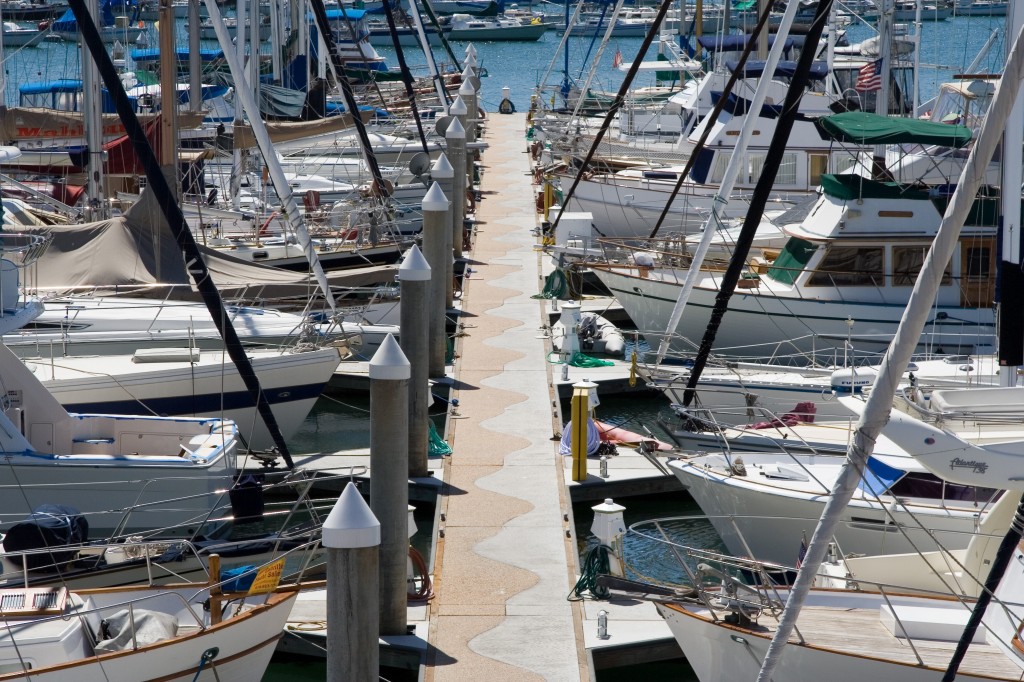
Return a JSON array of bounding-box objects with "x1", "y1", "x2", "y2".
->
[
  {"x1": 427, "y1": 110, "x2": 586, "y2": 680},
  {"x1": 424, "y1": 111, "x2": 676, "y2": 680}
]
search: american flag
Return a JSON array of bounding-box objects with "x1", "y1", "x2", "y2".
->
[
  {"x1": 612, "y1": 47, "x2": 623, "y2": 69},
  {"x1": 855, "y1": 58, "x2": 883, "y2": 92},
  {"x1": 796, "y1": 534, "x2": 808, "y2": 569}
]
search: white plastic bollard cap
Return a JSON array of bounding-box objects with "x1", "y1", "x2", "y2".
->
[
  {"x1": 323, "y1": 482, "x2": 381, "y2": 548},
  {"x1": 369, "y1": 334, "x2": 411, "y2": 381},
  {"x1": 422, "y1": 181, "x2": 450, "y2": 211},
  {"x1": 465, "y1": 43, "x2": 477, "y2": 58},
  {"x1": 449, "y1": 96, "x2": 468, "y2": 116},
  {"x1": 446, "y1": 116, "x2": 466, "y2": 140},
  {"x1": 399, "y1": 244, "x2": 432, "y2": 281},
  {"x1": 459, "y1": 79, "x2": 476, "y2": 96},
  {"x1": 431, "y1": 153, "x2": 454, "y2": 179}
]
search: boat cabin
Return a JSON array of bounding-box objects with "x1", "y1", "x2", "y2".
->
[{"x1": 764, "y1": 173, "x2": 998, "y2": 311}]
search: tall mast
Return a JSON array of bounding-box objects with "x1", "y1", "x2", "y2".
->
[
  {"x1": 999, "y1": 3, "x2": 1024, "y2": 382},
  {"x1": 755, "y1": 16, "x2": 1024, "y2": 682},
  {"x1": 82, "y1": 0, "x2": 106, "y2": 221},
  {"x1": 68, "y1": 0, "x2": 297, "y2": 467}
]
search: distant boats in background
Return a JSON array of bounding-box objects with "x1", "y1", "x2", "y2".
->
[
  {"x1": 954, "y1": 0, "x2": 1008, "y2": 16},
  {"x1": 1, "y1": 19, "x2": 45, "y2": 47}
]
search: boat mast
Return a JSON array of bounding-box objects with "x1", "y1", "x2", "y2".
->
[
  {"x1": 677, "y1": 0, "x2": 832, "y2": 407},
  {"x1": 999, "y1": 3, "x2": 1024, "y2": 383},
  {"x1": 872, "y1": 0, "x2": 893, "y2": 177},
  {"x1": 67, "y1": 0, "x2": 297, "y2": 467},
  {"x1": 653, "y1": 0, "x2": 799, "y2": 366},
  {"x1": 202, "y1": 0, "x2": 337, "y2": 313},
  {"x1": 82, "y1": 0, "x2": 106, "y2": 221},
  {"x1": 408, "y1": 0, "x2": 451, "y2": 108},
  {"x1": 230, "y1": 0, "x2": 247, "y2": 210},
  {"x1": 755, "y1": 17, "x2": 1024, "y2": 682},
  {"x1": 551, "y1": 0, "x2": 676, "y2": 231},
  {"x1": 380, "y1": 0, "x2": 430, "y2": 153}
]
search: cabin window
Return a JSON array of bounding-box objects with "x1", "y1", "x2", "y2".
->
[
  {"x1": 832, "y1": 152, "x2": 860, "y2": 174},
  {"x1": 892, "y1": 246, "x2": 951, "y2": 286},
  {"x1": 747, "y1": 153, "x2": 766, "y2": 184},
  {"x1": 776, "y1": 153, "x2": 798, "y2": 185},
  {"x1": 766, "y1": 238, "x2": 817, "y2": 285},
  {"x1": 807, "y1": 246, "x2": 884, "y2": 287},
  {"x1": 809, "y1": 154, "x2": 829, "y2": 186},
  {"x1": 709, "y1": 154, "x2": 730, "y2": 184}
]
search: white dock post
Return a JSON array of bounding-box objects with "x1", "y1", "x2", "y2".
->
[
  {"x1": 400, "y1": 245, "x2": 432, "y2": 478},
  {"x1": 459, "y1": 76, "x2": 478, "y2": 145},
  {"x1": 369, "y1": 334, "x2": 411, "y2": 634},
  {"x1": 591, "y1": 498, "x2": 627, "y2": 577},
  {"x1": 324, "y1": 481, "x2": 380, "y2": 682},
  {"x1": 447, "y1": 106, "x2": 468, "y2": 260},
  {"x1": 421, "y1": 180, "x2": 451, "y2": 376}
]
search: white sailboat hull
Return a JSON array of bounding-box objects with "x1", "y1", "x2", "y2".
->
[
  {"x1": 565, "y1": 173, "x2": 802, "y2": 238},
  {"x1": 1, "y1": 428, "x2": 236, "y2": 537},
  {"x1": 0, "y1": 587, "x2": 298, "y2": 682},
  {"x1": 669, "y1": 458, "x2": 985, "y2": 564},
  {"x1": 593, "y1": 267, "x2": 996, "y2": 357},
  {"x1": 657, "y1": 596, "x2": 1007, "y2": 682},
  {"x1": 25, "y1": 347, "x2": 342, "y2": 451}
]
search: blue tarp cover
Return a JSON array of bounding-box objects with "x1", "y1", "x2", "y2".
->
[
  {"x1": 725, "y1": 59, "x2": 829, "y2": 81},
  {"x1": 857, "y1": 456, "x2": 906, "y2": 495}
]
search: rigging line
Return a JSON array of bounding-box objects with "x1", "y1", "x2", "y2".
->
[
  {"x1": 380, "y1": 0, "x2": 431, "y2": 154},
  {"x1": 549, "y1": 0, "x2": 675, "y2": 232},
  {"x1": 648, "y1": 0, "x2": 774, "y2": 240},
  {"x1": 417, "y1": 0, "x2": 462, "y2": 73},
  {"x1": 69, "y1": 0, "x2": 294, "y2": 468},
  {"x1": 683, "y1": 1, "x2": 835, "y2": 410},
  {"x1": 307, "y1": 0, "x2": 388, "y2": 198}
]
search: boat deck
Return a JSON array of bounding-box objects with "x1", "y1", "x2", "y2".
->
[{"x1": 793, "y1": 605, "x2": 1022, "y2": 677}]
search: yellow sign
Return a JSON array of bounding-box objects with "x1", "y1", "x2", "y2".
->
[{"x1": 247, "y1": 558, "x2": 285, "y2": 595}]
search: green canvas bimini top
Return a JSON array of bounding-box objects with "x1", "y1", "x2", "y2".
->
[
  {"x1": 817, "y1": 111, "x2": 972, "y2": 148},
  {"x1": 820, "y1": 174, "x2": 931, "y2": 201}
]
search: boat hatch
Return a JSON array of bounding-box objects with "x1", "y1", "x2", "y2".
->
[{"x1": 757, "y1": 464, "x2": 810, "y2": 482}]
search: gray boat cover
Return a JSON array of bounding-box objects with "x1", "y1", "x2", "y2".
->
[{"x1": 94, "y1": 608, "x2": 178, "y2": 653}]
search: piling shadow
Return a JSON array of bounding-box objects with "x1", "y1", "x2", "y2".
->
[{"x1": 425, "y1": 643, "x2": 458, "y2": 666}]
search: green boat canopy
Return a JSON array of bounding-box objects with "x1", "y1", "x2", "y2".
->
[{"x1": 817, "y1": 111, "x2": 972, "y2": 148}]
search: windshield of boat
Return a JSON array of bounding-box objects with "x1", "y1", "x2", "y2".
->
[{"x1": 766, "y1": 237, "x2": 817, "y2": 285}]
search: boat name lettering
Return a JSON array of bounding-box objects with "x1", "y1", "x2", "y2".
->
[
  {"x1": 15, "y1": 123, "x2": 127, "y2": 139},
  {"x1": 949, "y1": 457, "x2": 988, "y2": 474}
]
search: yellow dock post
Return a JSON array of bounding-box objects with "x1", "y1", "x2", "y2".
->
[{"x1": 570, "y1": 380, "x2": 598, "y2": 482}]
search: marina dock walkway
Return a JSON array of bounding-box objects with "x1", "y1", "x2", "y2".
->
[{"x1": 426, "y1": 111, "x2": 588, "y2": 681}]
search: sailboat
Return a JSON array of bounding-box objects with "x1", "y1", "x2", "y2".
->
[
  {"x1": 0, "y1": 564, "x2": 304, "y2": 680},
  {"x1": 649, "y1": 5, "x2": 1024, "y2": 681}
]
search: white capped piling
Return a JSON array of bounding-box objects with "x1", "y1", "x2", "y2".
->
[
  {"x1": 459, "y1": 76, "x2": 478, "y2": 145},
  {"x1": 421, "y1": 180, "x2": 451, "y2": 376},
  {"x1": 446, "y1": 115, "x2": 467, "y2": 259},
  {"x1": 324, "y1": 481, "x2": 380, "y2": 682},
  {"x1": 369, "y1": 334, "x2": 411, "y2": 634},
  {"x1": 465, "y1": 50, "x2": 479, "y2": 79},
  {"x1": 399, "y1": 245, "x2": 432, "y2": 478},
  {"x1": 591, "y1": 498, "x2": 626, "y2": 577},
  {"x1": 429, "y1": 157, "x2": 456, "y2": 310}
]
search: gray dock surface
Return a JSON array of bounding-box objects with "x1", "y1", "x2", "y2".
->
[{"x1": 427, "y1": 110, "x2": 587, "y2": 681}]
